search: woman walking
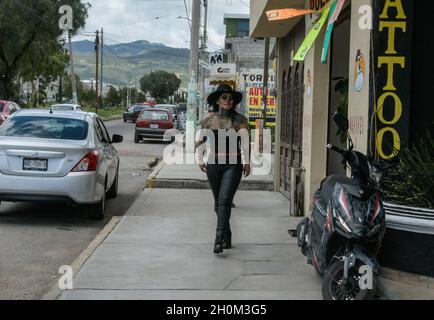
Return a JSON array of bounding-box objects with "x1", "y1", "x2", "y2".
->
[{"x1": 196, "y1": 84, "x2": 251, "y2": 254}]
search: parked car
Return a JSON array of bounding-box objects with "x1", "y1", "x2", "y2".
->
[
  {"x1": 123, "y1": 103, "x2": 152, "y2": 123},
  {"x1": 154, "y1": 104, "x2": 181, "y2": 129},
  {"x1": 0, "y1": 109, "x2": 123, "y2": 220},
  {"x1": 135, "y1": 108, "x2": 176, "y2": 143},
  {"x1": 50, "y1": 103, "x2": 83, "y2": 111},
  {"x1": 0, "y1": 100, "x2": 21, "y2": 125}
]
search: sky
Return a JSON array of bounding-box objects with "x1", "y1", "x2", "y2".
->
[{"x1": 74, "y1": 0, "x2": 250, "y2": 51}]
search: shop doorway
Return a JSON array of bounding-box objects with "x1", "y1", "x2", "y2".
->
[
  {"x1": 280, "y1": 20, "x2": 305, "y2": 207},
  {"x1": 327, "y1": 6, "x2": 351, "y2": 176}
]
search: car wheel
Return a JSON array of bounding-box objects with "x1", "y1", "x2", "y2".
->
[
  {"x1": 134, "y1": 133, "x2": 140, "y2": 143},
  {"x1": 123, "y1": 117, "x2": 126, "y2": 122},
  {"x1": 133, "y1": 118, "x2": 136, "y2": 123},
  {"x1": 107, "y1": 167, "x2": 119, "y2": 199},
  {"x1": 85, "y1": 192, "x2": 105, "y2": 220}
]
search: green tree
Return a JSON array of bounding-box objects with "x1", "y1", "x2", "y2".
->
[
  {"x1": 0, "y1": 0, "x2": 89, "y2": 99},
  {"x1": 140, "y1": 71, "x2": 181, "y2": 101},
  {"x1": 62, "y1": 73, "x2": 84, "y2": 102},
  {"x1": 80, "y1": 88, "x2": 97, "y2": 109},
  {"x1": 136, "y1": 91, "x2": 147, "y2": 103},
  {"x1": 104, "y1": 86, "x2": 121, "y2": 108}
]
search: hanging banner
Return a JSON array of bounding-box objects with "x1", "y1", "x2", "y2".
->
[
  {"x1": 372, "y1": 0, "x2": 414, "y2": 160},
  {"x1": 267, "y1": 0, "x2": 334, "y2": 22},
  {"x1": 321, "y1": 0, "x2": 339, "y2": 63},
  {"x1": 266, "y1": 8, "x2": 316, "y2": 21},
  {"x1": 293, "y1": 5, "x2": 331, "y2": 61},
  {"x1": 329, "y1": 0, "x2": 346, "y2": 24}
]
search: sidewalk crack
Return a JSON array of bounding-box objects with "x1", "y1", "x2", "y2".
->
[{"x1": 223, "y1": 274, "x2": 241, "y2": 290}]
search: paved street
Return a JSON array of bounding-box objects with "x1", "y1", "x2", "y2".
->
[{"x1": 0, "y1": 119, "x2": 167, "y2": 299}]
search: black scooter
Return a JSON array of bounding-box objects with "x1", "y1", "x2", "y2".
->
[{"x1": 296, "y1": 112, "x2": 388, "y2": 300}]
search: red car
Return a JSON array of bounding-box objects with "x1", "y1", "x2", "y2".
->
[
  {"x1": 0, "y1": 100, "x2": 21, "y2": 125},
  {"x1": 134, "y1": 108, "x2": 176, "y2": 143}
]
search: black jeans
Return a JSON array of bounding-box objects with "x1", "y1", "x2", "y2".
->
[{"x1": 206, "y1": 164, "x2": 243, "y2": 241}]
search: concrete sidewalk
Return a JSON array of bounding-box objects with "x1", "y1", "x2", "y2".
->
[
  {"x1": 58, "y1": 187, "x2": 322, "y2": 300},
  {"x1": 56, "y1": 158, "x2": 433, "y2": 300}
]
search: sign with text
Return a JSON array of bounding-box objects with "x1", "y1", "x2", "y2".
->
[
  {"x1": 247, "y1": 87, "x2": 276, "y2": 127},
  {"x1": 372, "y1": 0, "x2": 414, "y2": 160},
  {"x1": 210, "y1": 63, "x2": 237, "y2": 79}
]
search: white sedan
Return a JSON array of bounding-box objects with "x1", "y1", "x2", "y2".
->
[{"x1": 0, "y1": 109, "x2": 123, "y2": 220}]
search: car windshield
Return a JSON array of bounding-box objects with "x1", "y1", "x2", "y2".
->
[
  {"x1": 133, "y1": 105, "x2": 147, "y2": 112},
  {"x1": 51, "y1": 105, "x2": 75, "y2": 111},
  {"x1": 177, "y1": 103, "x2": 187, "y2": 113},
  {"x1": 156, "y1": 105, "x2": 176, "y2": 113},
  {"x1": 0, "y1": 116, "x2": 89, "y2": 140},
  {"x1": 141, "y1": 111, "x2": 169, "y2": 121}
]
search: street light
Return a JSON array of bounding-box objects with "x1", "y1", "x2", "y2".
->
[{"x1": 177, "y1": 16, "x2": 204, "y2": 28}]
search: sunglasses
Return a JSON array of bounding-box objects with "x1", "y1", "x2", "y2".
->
[{"x1": 220, "y1": 94, "x2": 234, "y2": 101}]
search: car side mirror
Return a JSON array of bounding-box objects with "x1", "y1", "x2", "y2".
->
[
  {"x1": 332, "y1": 111, "x2": 349, "y2": 132},
  {"x1": 111, "y1": 134, "x2": 123, "y2": 144}
]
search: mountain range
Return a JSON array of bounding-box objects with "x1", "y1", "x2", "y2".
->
[{"x1": 70, "y1": 40, "x2": 190, "y2": 88}]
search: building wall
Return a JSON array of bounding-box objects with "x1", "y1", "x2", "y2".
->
[
  {"x1": 274, "y1": 38, "x2": 285, "y2": 191},
  {"x1": 250, "y1": 0, "x2": 268, "y2": 34},
  {"x1": 347, "y1": 0, "x2": 371, "y2": 154},
  {"x1": 302, "y1": 26, "x2": 330, "y2": 216},
  {"x1": 225, "y1": 19, "x2": 250, "y2": 37},
  {"x1": 225, "y1": 37, "x2": 275, "y2": 69}
]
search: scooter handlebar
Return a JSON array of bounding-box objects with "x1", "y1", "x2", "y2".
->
[{"x1": 327, "y1": 144, "x2": 344, "y2": 154}]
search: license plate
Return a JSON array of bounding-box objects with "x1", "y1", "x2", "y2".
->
[
  {"x1": 150, "y1": 124, "x2": 159, "y2": 129},
  {"x1": 23, "y1": 158, "x2": 48, "y2": 171}
]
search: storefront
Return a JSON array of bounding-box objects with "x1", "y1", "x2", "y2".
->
[{"x1": 251, "y1": 0, "x2": 434, "y2": 276}]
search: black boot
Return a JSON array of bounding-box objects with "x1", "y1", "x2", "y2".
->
[
  {"x1": 223, "y1": 229, "x2": 232, "y2": 249},
  {"x1": 213, "y1": 229, "x2": 224, "y2": 254}
]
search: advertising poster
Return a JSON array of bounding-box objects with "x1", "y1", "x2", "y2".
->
[{"x1": 246, "y1": 86, "x2": 276, "y2": 127}]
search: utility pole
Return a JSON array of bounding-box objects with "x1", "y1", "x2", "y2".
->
[
  {"x1": 198, "y1": 0, "x2": 208, "y2": 124},
  {"x1": 186, "y1": 0, "x2": 201, "y2": 153},
  {"x1": 95, "y1": 30, "x2": 100, "y2": 113},
  {"x1": 99, "y1": 28, "x2": 104, "y2": 110},
  {"x1": 36, "y1": 77, "x2": 39, "y2": 108},
  {"x1": 67, "y1": 30, "x2": 78, "y2": 104}
]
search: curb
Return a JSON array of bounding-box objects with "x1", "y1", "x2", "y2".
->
[
  {"x1": 146, "y1": 160, "x2": 167, "y2": 189},
  {"x1": 380, "y1": 267, "x2": 434, "y2": 289},
  {"x1": 146, "y1": 159, "x2": 274, "y2": 191},
  {"x1": 377, "y1": 277, "x2": 400, "y2": 300},
  {"x1": 150, "y1": 178, "x2": 274, "y2": 191},
  {"x1": 101, "y1": 116, "x2": 123, "y2": 122},
  {"x1": 124, "y1": 188, "x2": 154, "y2": 217},
  {"x1": 41, "y1": 216, "x2": 122, "y2": 300}
]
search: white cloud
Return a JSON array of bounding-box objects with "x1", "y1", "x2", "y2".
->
[{"x1": 74, "y1": 0, "x2": 249, "y2": 50}]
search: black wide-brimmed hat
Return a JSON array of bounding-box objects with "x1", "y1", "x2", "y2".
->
[{"x1": 207, "y1": 84, "x2": 243, "y2": 108}]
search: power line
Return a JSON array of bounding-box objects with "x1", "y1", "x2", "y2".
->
[{"x1": 183, "y1": 0, "x2": 192, "y2": 31}]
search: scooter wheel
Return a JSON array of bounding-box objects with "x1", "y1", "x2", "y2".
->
[{"x1": 322, "y1": 261, "x2": 374, "y2": 300}]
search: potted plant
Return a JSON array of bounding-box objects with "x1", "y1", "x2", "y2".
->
[{"x1": 378, "y1": 132, "x2": 434, "y2": 277}]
